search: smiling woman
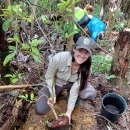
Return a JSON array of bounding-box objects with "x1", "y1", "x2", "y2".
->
[{"x1": 35, "y1": 36, "x2": 97, "y2": 126}]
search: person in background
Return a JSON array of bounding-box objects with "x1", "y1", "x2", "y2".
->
[
  {"x1": 35, "y1": 36, "x2": 97, "y2": 123},
  {"x1": 73, "y1": 4, "x2": 106, "y2": 42}
]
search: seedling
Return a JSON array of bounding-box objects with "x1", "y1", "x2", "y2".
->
[
  {"x1": 18, "y1": 93, "x2": 35, "y2": 104},
  {"x1": 4, "y1": 73, "x2": 23, "y2": 83}
]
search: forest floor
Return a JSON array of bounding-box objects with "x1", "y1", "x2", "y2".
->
[{"x1": 0, "y1": 74, "x2": 130, "y2": 130}]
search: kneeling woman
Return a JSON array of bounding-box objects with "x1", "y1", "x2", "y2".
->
[{"x1": 35, "y1": 36, "x2": 97, "y2": 123}]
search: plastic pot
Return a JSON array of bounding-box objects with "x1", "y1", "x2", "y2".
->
[{"x1": 101, "y1": 93, "x2": 127, "y2": 122}]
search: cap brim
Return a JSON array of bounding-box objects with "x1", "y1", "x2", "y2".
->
[{"x1": 76, "y1": 46, "x2": 92, "y2": 54}]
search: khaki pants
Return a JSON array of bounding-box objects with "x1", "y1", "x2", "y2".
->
[{"x1": 35, "y1": 82, "x2": 96, "y2": 114}]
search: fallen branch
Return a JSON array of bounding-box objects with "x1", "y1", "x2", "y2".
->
[
  {"x1": 0, "y1": 84, "x2": 43, "y2": 89},
  {"x1": 94, "y1": 113, "x2": 120, "y2": 130}
]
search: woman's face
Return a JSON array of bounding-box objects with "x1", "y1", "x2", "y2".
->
[{"x1": 73, "y1": 48, "x2": 90, "y2": 65}]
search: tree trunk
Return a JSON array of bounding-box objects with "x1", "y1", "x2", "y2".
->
[
  {"x1": 30, "y1": 0, "x2": 38, "y2": 38},
  {"x1": 0, "y1": 17, "x2": 10, "y2": 85},
  {"x1": 4, "y1": 0, "x2": 14, "y2": 29},
  {"x1": 106, "y1": 9, "x2": 112, "y2": 29},
  {"x1": 110, "y1": 30, "x2": 130, "y2": 94},
  {"x1": 107, "y1": 0, "x2": 122, "y2": 39},
  {"x1": 66, "y1": 1, "x2": 74, "y2": 51},
  {"x1": 111, "y1": 31, "x2": 130, "y2": 78},
  {"x1": 99, "y1": 0, "x2": 105, "y2": 21}
]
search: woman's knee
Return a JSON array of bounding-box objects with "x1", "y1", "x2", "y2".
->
[
  {"x1": 35, "y1": 102, "x2": 50, "y2": 115},
  {"x1": 35, "y1": 86, "x2": 50, "y2": 114},
  {"x1": 79, "y1": 83, "x2": 97, "y2": 100}
]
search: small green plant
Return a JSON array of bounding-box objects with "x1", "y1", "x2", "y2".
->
[
  {"x1": 3, "y1": 36, "x2": 44, "y2": 66},
  {"x1": 18, "y1": 93, "x2": 35, "y2": 103},
  {"x1": 4, "y1": 73, "x2": 23, "y2": 83},
  {"x1": 92, "y1": 55, "x2": 112, "y2": 74}
]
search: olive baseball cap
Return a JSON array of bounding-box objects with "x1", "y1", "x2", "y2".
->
[{"x1": 75, "y1": 36, "x2": 95, "y2": 54}]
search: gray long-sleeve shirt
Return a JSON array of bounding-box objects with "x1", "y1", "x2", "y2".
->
[{"x1": 45, "y1": 52, "x2": 81, "y2": 111}]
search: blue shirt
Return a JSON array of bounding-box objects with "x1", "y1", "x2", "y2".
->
[{"x1": 87, "y1": 17, "x2": 106, "y2": 41}]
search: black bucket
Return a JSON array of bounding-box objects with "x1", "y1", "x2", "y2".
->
[{"x1": 101, "y1": 93, "x2": 127, "y2": 122}]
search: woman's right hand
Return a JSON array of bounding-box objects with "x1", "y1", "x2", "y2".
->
[
  {"x1": 47, "y1": 96, "x2": 56, "y2": 107},
  {"x1": 65, "y1": 109, "x2": 72, "y2": 124}
]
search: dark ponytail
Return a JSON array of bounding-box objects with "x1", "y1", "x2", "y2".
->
[{"x1": 71, "y1": 47, "x2": 92, "y2": 92}]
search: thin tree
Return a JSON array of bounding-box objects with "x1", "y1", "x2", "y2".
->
[{"x1": 66, "y1": 0, "x2": 74, "y2": 51}]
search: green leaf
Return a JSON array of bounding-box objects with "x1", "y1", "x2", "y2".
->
[
  {"x1": 29, "y1": 101, "x2": 33, "y2": 103},
  {"x1": 26, "y1": 14, "x2": 34, "y2": 22},
  {"x1": 32, "y1": 47, "x2": 39, "y2": 56},
  {"x1": 21, "y1": 44, "x2": 30, "y2": 50},
  {"x1": 7, "y1": 38, "x2": 15, "y2": 42},
  {"x1": 2, "y1": 19, "x2": 11, "y2": 31},
  {"x1": 45, "y1": 120, "x2": 49, "y2": 124},
  {"x1": 4, "y1": 74, "x2": 13, "y2": 78},
  {"x1": 30, "y1": 93, "x2": 34, "y2": 101},
  {"x1": 14, "y1": 26, "x2": 19, "y2": 32},
  {"x1": 105, "y1": 75, "x2": 116, "y2": 80},
  {"x1": 13, "y1": 20, "x2": 20, "y2": 25},
  {"x1": 40, "y1": 77, "x2": 46, "y2": 81},
  {"x1": 8, "y1": 46, "x2": 16, "y2": 50},
  {"x1": 11, "y1": 78, "x2": 18, "y2": 83},
  {"x1": 18, "y1": 73, "x2": 23, "y2": 79},
  {"x1": 3, "y1": 52, "x2": 16, "y2": 66},
  {"x1": 25, "y1": 94, "x2": 28, "y2": 99},
  {"x1": 14, "y1": 34, "x2": 20, "y2": 43},
  {"x1": 31, "y1": 54, "x2": 41, "y2": 63},
  {"x1": 18, "y1": 95, "x2": 27, "y2": 99},
  {"x1": 31, "y1": 39, "x2": 44, "y2": 47},
  {"x1": 67, "y1": 31, "x2": 76, "y2": 38}
]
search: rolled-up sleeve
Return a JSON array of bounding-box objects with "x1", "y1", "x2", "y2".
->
[
  {"x1": 45, "y1": 54, "x2": 60, "y2": 95},
  {"x1": 67, "y1": 80, "x2": 80, "y2": 111}
]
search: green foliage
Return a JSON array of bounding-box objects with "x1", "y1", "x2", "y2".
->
[
  {"x1": 1, "y1": 5, "x2": 33, "y2": 31},
  {"x1": 113, "y1": 10, "x2": 128, "y2": 32},
  {"x1": 3, "y1": 38, "x2": 44, "y2": 66},
  {"x1": 113, "y1": 20, "x2": 128, "y2": 32},
  {"x1": 105, "y1": 75, "x2": 116, "y2": 80},
  {"x1": 58, "y1": 0, "x2": 80, "y2": 12},
  {"x1": 21, "y1": 39, "x2": 44, "y2": 63},
  {"x1": 2, "y1": 19, "x2": 11, "y2": 31},
  {"x1": 18, "y1": 93, "x2": 35, "y2": 104},
  {"x1": 7, "y1": 34, "x2": 20, "y2": 43},
  {"x1": 64, "y1": 21, "x2": 76, "y2": 38},
  {"x1": 93, "y1": 4, "x2": 101, "y2": 18},
  {"x1": 92, "y1": 55, "x2": 112, "y2": 74},
  {"x1": 4, "y1": 73, "x2": 23, "y2": 83},
  {"x1": 3, "y1": 52, "x2": 16, "y2": 66}
]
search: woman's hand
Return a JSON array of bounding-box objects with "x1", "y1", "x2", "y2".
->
[
  {"x1": 47, "y1": 95, "x2": 56, "y2": 107},
  {"x1": 65, "y1": 109, "x2": 72, "y2": 124}
]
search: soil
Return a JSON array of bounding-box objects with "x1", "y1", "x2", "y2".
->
[{"x1": 105, "y1": 105, "x2": 120, "y2": 114}]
